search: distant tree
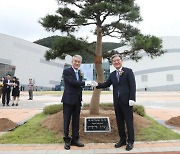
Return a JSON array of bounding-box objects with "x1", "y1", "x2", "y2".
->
[
  {"x1": 34, "y1": 36, "x2": 59, "y2": 48},
  {"x1": 40, "y1": 0, "x2": 164, "y2": 114},
  {"x1": 34, "y1": 36, "x2": 122, "y2": 63},
  {"x1": 34, "y1": 35, "x2": 94, "y2": 62}
]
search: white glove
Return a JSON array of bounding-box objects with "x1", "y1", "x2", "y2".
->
[
  {"x1": 129, "y1": 100, "x2": 135, "y2": 106},
  {"x1": 90, "y1": 81, "x2": 98, "y2": 87},
  {"x1": 85, "y1": 81, "x2": 91, "y2": 86}
]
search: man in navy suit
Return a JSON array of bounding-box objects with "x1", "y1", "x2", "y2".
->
[
  {"x1": 2, "y1": 74, "x2": 12, "y2": 106},
  {"x1": 61, "y1": 55, "x2": 89, "y2": 150},
  {"x1": 93, "y1": 54, "x2": 136, "y2": 151}
]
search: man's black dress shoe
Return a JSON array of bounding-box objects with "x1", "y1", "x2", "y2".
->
[
  {"x1": 71, "y1": 140, "x2": 84, "y2": 147},
  {"x1": 126, "y1": 143, "x2": 134, "y2": 151},
  {"x1": 64, "y1": 142, "x2": 70, "y2": 150},
  {"x1": 115, "y1": 140, "x2": 126, "y2": 148}
]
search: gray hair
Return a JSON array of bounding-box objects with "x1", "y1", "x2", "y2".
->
[
  {"x1": 72, "y1": 55, "x2": 82, "y2": 62},
  {"x1": 111, "y1": 54, "x2": 122, "y2": 61}
]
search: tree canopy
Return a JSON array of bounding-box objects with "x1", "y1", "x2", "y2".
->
[
  {"x1": 39, "y1": 0, "x2": 165, "y2": 114},
  {"x1": 39, "y1": 0, "x2": 165, "y2": 62}
]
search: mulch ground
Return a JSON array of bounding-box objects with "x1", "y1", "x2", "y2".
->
[
  {"x1": 41, "y1": 109, "x2": 151, "y2": 143},
  {"x1": 165, "y1": 116, "x2": 180, "y2": 127},
  {"x1": 0, "y1": 118, "x2": 18, "y2": 132}
]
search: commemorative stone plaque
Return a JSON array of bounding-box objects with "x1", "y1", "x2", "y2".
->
[{"x1": 84, "y1": 117, "x2": 111, "y2": 132}]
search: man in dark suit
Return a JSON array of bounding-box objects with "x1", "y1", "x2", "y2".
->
[
  {"x1": 93, "y1": 54, "x2": 136, "y2": 151},
  {"x1": 2, "y1": 74, "x2": 12, "y2": 106},
  {"x1": 61, "y1": 55, "x2": 88, "y2": 150}
]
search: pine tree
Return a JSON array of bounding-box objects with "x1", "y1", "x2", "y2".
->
[{"x1": 40, "y1": 0, "x2": 164, "y2": 114}]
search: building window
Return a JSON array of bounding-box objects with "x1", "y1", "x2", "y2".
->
[
  {"x1": 141, "y1": 75, "x2": 148, "y2": 82},
  {"x1": 0, "y1": 63, "x2": 16, "y2": 78},
  {"x1": 166, "y1": 74, "x2": 174, "y2": 81}
]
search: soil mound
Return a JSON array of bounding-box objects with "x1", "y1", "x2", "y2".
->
[
  {"x1": 0, "y1": 118, "x2": 18, "y2": 132},
  {"x1": 41, "y1": 110, "x2": 151, "y2": 143},
  {"x1": 166, "y1": 116, "x2": 180, "y2": 127}
]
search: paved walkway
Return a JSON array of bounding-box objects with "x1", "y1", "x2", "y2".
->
[
  {"x1": 0, "y1": 140, "x2": 180, "y2": 154},
  {"x1": 0, "y1": 91, "x2": 180, "y2": 153},
  {"x1": 0, "y1": 109, "x2": 41, "y2": 125}
]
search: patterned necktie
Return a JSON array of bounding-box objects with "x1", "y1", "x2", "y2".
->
[
  {"x1": 75, "y1": 71, "x2": 79, "y2": 80},
  {"x1": 116, "y1": 71, "x2": 120, "y2": 82}
]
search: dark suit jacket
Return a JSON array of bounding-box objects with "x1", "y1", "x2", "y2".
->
[
  {"x1": 2, "y1": 79, "x2": 12, "y2": 91},
  {"x1": 97, "y1": 67, "x2": 136, "y2": 106},
  {"x1": 61, "y1": 67, "x2": 85, "y2": 106}
]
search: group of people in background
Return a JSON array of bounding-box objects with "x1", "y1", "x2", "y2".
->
[{"x1": 0, "y1": 74, "x2": 20, "y2": 106}]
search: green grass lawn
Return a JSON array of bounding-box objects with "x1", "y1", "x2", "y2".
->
[
  {"x1": 135, "y1": 115, "x2": 180, "y2": 141},
  {"x1": 33, "y1": 91, "x2": 113, "y2": 96},
  {"x1": 33, "y1": 91, "x2": 63, "y2": 96},
  {"x1": 0, "y1": 113, "x2": 63, "y2": 144},
  {"x1": 0, "y1": 113, "x2": 179, "y2": 144}
]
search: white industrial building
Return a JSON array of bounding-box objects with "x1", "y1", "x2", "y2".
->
[
  {"x1": 1, "y1": 33, "x2": 179, "y2": 91},
  {"x1": 0, "y1": 33, "x2": 69, "y2": 90},
  {"x1": 111, "y1": 36, "x2": 180, "y2": 91}
]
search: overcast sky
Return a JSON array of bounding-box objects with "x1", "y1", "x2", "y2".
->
[{"x1": 0, "y1": 0, "x2": 180, "y2": 43}]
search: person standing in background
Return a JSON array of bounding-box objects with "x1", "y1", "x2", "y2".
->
[
  {"x1": 0, "y1": 77, "x2": 5, "y2": 99},
  {"x1": 11, "y1": 76, "x2": 20, "y2": 106},
  {"x1": 2, "y1": 74, "x2": 12, "y2": 106},
  {"x1": 16, "y1": 78, "x2": 20, "y2": 102},
  {"x1": 28, "y1": 78, "x2": 34, "y2": 100}
]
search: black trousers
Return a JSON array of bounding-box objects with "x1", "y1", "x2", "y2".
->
[
  {"x1": 63, "y1": 101, "x2": 81, "y2": 142},
  {"x1": 114, "y1": 97, "x2": 134, "y2": 144},
  {"x1": 2, "y1": 89, "x2": 11, "y2": 105}
]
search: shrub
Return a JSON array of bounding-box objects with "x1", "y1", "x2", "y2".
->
[
  {"x1": 133, "y1": 105, "x2": 145, "y2": 117},
  {"x1": 83, "y1": 103, "x2": 145, "y2": 117},
  {"x1": 100, "y1": 103, "x2": 113, "y2": 108},
  {"x1": 43, "y1": 104, "x2": 63, "y2": 115},
  {"x1": 82, "y1": 103, "x2": 113, "y2": 109},
  {"x1": 83, "y1": 103, "x2": 90, "y2": 108}
]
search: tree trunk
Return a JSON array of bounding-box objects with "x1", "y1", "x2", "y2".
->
[{"x1": 90, "y1": 26, "x2": 104, "y2": 115}]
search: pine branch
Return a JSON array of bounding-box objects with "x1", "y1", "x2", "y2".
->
[{"x1": 72, "y1": 2, "x2": 84, "y2": 9}]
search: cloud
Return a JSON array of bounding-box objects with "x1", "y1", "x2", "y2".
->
[
  {"x1": 0, "y1": 0, "x2": 180, "y2": 42},
  {"x1": 136, "y1": 0, "x2": 180, "y2": 36},
  {"x1": 0, "y1": 0, "x2": 59, "y2": 41}
]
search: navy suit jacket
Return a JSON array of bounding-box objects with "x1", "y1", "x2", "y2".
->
[
  {"x1": 61, "y1": 67, "x2": 85, "y2": 106},
  {"x1": 2, "y1": 79, "x2": 12, "y2": 91},
  {"x1": 97, "y1": 67, "x2": 136, "y2": 106}
]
